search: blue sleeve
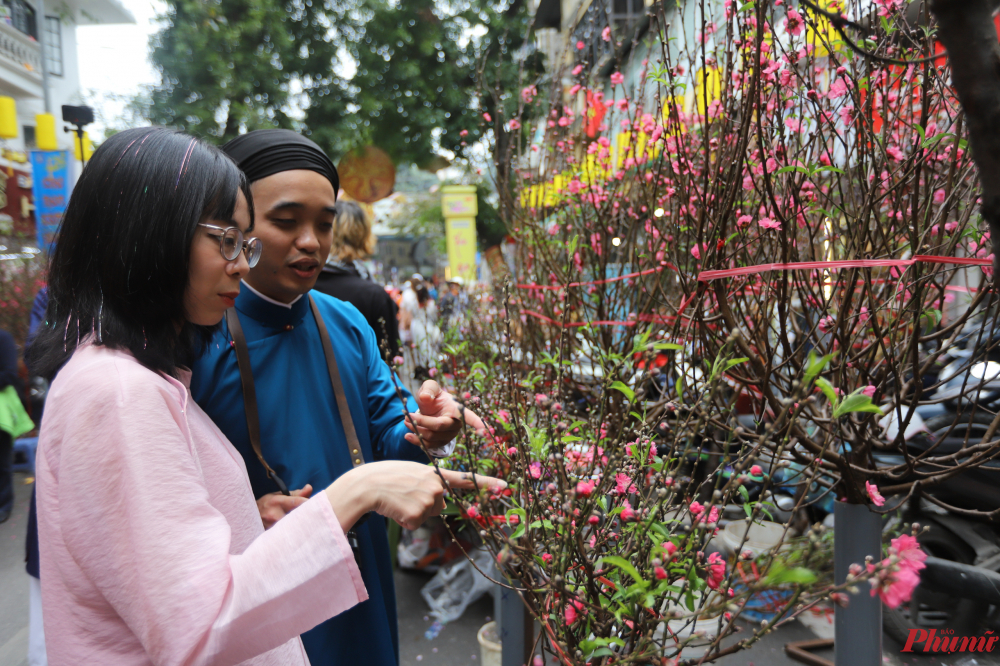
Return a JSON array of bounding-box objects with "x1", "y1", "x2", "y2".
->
[
  {"x1": 360, "y1": 313, "x2": 427, "y2": 464},
  {"x1": 28, "y1": 288, "x2": 48, "y2": 340},
  {"x1": 25, "y1": 288, "x2": 48, "y2": 373}
]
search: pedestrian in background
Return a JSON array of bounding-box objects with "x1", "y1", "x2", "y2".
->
[
  {"x1": 410, "y1": 284, "x2": 441, "y2": 378},
  {"x1": 25, "y1": 285, "x2": 48, "y2": 666},
  {"x1": 0, "y1": 325, "x2": 27, "y2": 525},
  {"x1": 313, "y1": 200, "x2": 401, "y2": 362}
]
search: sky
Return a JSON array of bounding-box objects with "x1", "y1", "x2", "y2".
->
[{"x1": 76, "y1": 0, "x2": 164, "y2": 140}]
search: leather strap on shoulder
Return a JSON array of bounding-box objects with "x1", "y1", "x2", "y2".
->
[
  {"x1": 225, "y1": 307, "x2": 290, "y2": 496},
  {"x1": 309, "y1": 295, "x2": 365, "y2": 468}
]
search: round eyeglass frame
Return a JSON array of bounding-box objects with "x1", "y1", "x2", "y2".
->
[{"x1": 198, "y1": 223, "x2": 262, "y2": 268}]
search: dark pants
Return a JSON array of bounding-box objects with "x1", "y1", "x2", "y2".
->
[{"x1": 0, "y1": 431, "x2": 12, "y2": 517}]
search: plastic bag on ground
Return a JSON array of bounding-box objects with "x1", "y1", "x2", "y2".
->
[{"x1": 420, "y1": 547, "x2": 498, "y2": 623}]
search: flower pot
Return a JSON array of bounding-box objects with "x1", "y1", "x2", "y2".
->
[
  {"x1": 477, "y1": 620, "x2": 502, "y2": 666},
  {"x1": 720, "y1": 519, "x2": 788, "y2": 557}
]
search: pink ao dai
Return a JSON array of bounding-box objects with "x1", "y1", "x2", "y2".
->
[{"x1": 36, "y1": 344, "x2": 368, "y2": 665}]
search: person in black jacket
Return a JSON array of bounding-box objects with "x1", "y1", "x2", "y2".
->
[
  {"x1": 313, "y1": 200, "x2": 401, "y2": 363},
  {"x1": 0, "y1": 326, "x2": 20, "y2": 524}
]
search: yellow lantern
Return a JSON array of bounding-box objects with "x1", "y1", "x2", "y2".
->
[
  {"x1": 35, "y1": 113, "x2": 57, "y2": 151},
  {"x1": 72, "y1": 131, "x2": 93, "y2": 161},
  {"x1": 0, "y1": 97, "x2": 17, "y2": 139}
]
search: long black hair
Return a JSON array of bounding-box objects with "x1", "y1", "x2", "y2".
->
[{"x1": 29, "y1": 127, "x2": 254, "y2": 380}]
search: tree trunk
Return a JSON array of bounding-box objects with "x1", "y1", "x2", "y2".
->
[{"x1": 931, "y1": 0, "x2": 1000, "y2": 277}]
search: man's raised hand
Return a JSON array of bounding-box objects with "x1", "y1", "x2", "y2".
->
[{"x1": 404, "y1": 380, "x2": 487, "y2": 447}]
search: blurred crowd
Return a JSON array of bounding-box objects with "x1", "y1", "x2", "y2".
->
[{"x1": 311, "y1": 200, "x2": 471, "y2": 386}]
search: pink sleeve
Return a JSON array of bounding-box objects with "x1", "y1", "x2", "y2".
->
[{"x1": 53, "y1": 363, "x2": 367, "y2": 666}]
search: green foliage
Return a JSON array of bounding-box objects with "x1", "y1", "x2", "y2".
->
[
  {"x1": 144, "y1": 0, "x2": 542, "y2": 168},
  {"x1": 145, "y1": 0, "x2": 298, "y2": 140}
]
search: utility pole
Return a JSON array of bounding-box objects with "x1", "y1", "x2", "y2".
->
[{"x1": 38, "y1": 0, "x2": 50, "y2": 113}]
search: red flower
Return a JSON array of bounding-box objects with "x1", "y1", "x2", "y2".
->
[
  {"x1": 706, "y1": 552, "x2": 726, "y2": 590},
  {"x1": 584, "y1": 90, "x2": 608, "y2": 138},
  {"x1": 564, "y1": 600, "x2": 585, "y2": 624}
]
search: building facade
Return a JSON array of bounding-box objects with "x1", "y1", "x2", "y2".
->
[{"x1": 0, "y1": 0, "x2": 133, "y2": 241}]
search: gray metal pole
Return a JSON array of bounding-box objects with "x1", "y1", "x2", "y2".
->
[
  {"x1": 498, "y1": 582, "x2": 533, "y2": 666},
  {"x1": 834, "y1": 501, "x2": 883, "y2": 666},
  {"x1": 37, "y1": 0, "x2": 51, "y2": 113}
]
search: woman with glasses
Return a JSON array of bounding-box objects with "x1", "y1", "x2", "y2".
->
[{"x1": 27, "y1": 127, "x2": 502, "y2": 666}]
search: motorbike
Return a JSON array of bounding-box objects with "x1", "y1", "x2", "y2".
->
[{"x1": 877, "y1": 335, "x2": 1000, "y2": 642}]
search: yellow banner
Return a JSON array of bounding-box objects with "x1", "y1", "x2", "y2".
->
[{"x1": 446, "y1": 217, "x2": 477, "y2": 282}]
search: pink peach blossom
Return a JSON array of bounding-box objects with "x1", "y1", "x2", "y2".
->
[
  {"x1": 706, "y1": 552, "x2": 726, "y2": 590},
  {"x1": 565, "y1": 600, "x2": 585, "y2": 624},
  {"x1": 784, "y1": 8, "x2": 804, "y2": 35},
  {"x1": 866, "y1": 480, "x2": 885, "y2": 507},
  {"x1": 616, "y1": 473, "x2": 637, "y2": 495}
]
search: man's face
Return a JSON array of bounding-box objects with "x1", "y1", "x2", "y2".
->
[{"x1": 244, "y1": 169, "x2": 336, "y2": 303}]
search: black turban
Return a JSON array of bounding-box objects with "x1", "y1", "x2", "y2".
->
[{"x1": 221, "y1": 129, "x2": 339, "y2": 194}]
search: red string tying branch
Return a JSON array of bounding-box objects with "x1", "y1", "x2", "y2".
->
[
  {"x1": 697, "y1": 254, "x2": 992, "y2": 282},
  {"x1": 512, "y1": 256, "x2": 986, "y2": 329},
  {"x1": 519, "y1": 309, "x2": 717, "y2": 332},
  {"x1": 516, "y1": 264, "x2": 676, "y2": 291}
]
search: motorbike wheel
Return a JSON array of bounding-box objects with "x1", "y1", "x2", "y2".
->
[
  {"x1": 923, "y1": 411, "x2": 997, "y2": 445},
  {"x1": 883, "y1": 524, "x2": 988, "y2": 643}
]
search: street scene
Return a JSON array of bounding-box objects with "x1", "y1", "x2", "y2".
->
[{"x1": 3, "y1": 0, "x2": 1000, "y2": 665}]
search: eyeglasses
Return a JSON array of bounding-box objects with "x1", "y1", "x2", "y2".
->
[{"x1": 198, "y1": 223, "x2": 262, "y2": 268}]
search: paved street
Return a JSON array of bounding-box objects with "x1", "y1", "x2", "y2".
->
[
  {"x1": 3, "y1": 470, "x2": 999, "y2": 666},
  {"x1": 0, "y1": 471, "x2": 32, "y2": 666}
]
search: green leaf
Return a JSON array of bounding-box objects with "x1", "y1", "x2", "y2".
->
[
  {"x1": 833, "y1": 393, "x2": 884, "y2": 418},
  {"x1": 804, "y1": 351, "x2": 832, "y2": 385},
  {"x1": 769, "y1": 566, "x2": 817, "y2": 585},
  {"x1": 725, "y1": 357, "x2": 749, "y2": 370},
  {"x1": 815, "y1": 377, "x2": 839, "y2": 407},
  {"x1": 774, "y1": 164, "x2": 809, "y2": 175},
  {"x1": 602, "y1": 555, "x2": 646, "y2": 586},
  {"x1": 609, "y1": 381, "x2": 635, "y2": 402},
  {"x1": 738, "y1": 485, "x2": 750, "y2": 502},
  {"x1": 567, "y1": 235, "x2": 579, "y2": 255},
  {"x1": 654, "y1": 342, "x2": 682, "y2": 351}
]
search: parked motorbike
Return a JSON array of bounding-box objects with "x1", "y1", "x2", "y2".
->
[{"x1": 878, "y1": 339, "x2": 1000, "y2": 641}]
